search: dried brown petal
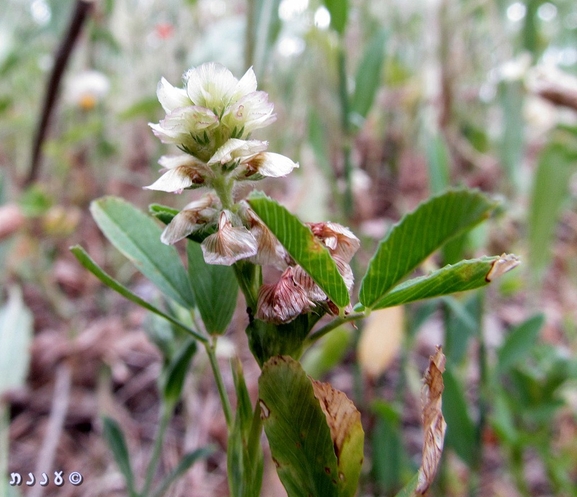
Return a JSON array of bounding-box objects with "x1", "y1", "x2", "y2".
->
[
  {"x1": 239, "y1": 202, "x2": 288, "y2": 268},
  {"x1": 417, "y1": 346, "x2": 447, "y2": 495},
  {"x1": 291, "y1": 265, "x2": 327, "y2": 301},
  {"x1": 308, "y1": 222, "x2": 360, "y2": 263},
  {"x1": 255, "y1": 267, "x2": 314, "y2": 324}
]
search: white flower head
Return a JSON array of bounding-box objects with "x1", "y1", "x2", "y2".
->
[
  {"x1": 151, "y1": 63, "x2": 276, "y2": 158},
  {"x1": 185, "y1": 63, "x2": 257, "y2": 113},
  {"x1": 201, "y1": 210, "x2": 258, "y2": 265},
  {"x1": 160, "y1": 194, "x2": 220, "y2": 245}
]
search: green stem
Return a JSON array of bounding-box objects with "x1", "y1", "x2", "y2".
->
[
  {"x1": 142, "y1": 403, "x2": 172, "y2": 496},
  {"x1": 211, "y1": 176, "x2": 235, "y2": 210},
  {"x1": 232, "y1": 261, "x2": 261, "y2": 311},
  {"x1": 305, "y1": 312, "x2": 365, "y2": 347},
  {"x1": 336, "y1": 42, "x2": 354, "y2": 217},
  {"x1": 205, "y1": 338, "x2": 234, "y2": 429},
  {"x1": 0, "y1": 405, "x2": 9, "y2": 497},
  {"x1": 245, "y1": 0, "x2": 256, "y2": 69}
]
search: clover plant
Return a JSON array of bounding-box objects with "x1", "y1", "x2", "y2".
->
[{"x1": 72, "y1": 62, "x2": 519, "y2": 497}]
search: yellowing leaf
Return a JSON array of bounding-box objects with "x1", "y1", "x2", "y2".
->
[{"x1": 357, "y1": 307, "x2": 405, "y2": 379}]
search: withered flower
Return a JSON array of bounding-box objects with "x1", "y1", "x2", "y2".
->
[{"x1": 255, "y1": 267, "x2": 315, "y2": 324}]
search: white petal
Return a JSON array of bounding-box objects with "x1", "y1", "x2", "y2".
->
[
  {"x1": 157, "y1": 77, "x2": 191, "y2": 113},
  {"x1": 208, "y1": 138, "x2": 268, "y2": 166},
  {"x1": 157, "y1": 154, "x2": 205, "y2": 170},
  {"x1": 249, "y1": 152, "x2": 299, "y2": 178},
  {"x1": 201, "y1": 211, "x2": 258, "y2": 265},
  {"x1": 160, "y1": 106, "x2": 219, "y2": 133},
  {"x1": 185, "y1": 62, "x2": 238, "y2": 110},
  {"x1": 144, "y1": 166, "x2": 207, "y2": 193},
  {"x1": 161, "y1": 210, "x2": 199, "y2": 244},
  {"x1": 231, "y1": 67, "x2": 257, "y2": 101},
  {"x1": 248, "y1": 222, "x2": 288, "y2": 268},
  {"x1": 222, "y1": 91, "x2": 276, "y2": 135}
]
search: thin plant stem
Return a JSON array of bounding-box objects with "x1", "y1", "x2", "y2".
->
[
  {"x1": 0, "y1": 405, "x2": 9, "y2": 497},
  {"x1": 245, "y1": 0, "x2": 256, "y2": 69},
  {"x1": 142, "y1": 403, "x2": 172, "y2": 497},
  {"x1": 336, "y1": 42, "x2": 354, "y2": 218},
  {"x1": 205, "y1": 338, "x2": 234, "y2": 429},
  {"x1": 305, "y1": 312, "x2": 365, "y2": 346}
]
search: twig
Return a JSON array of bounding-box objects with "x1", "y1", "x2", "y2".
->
[
  {"x1": 29, "y1": 363, "x2": 72, "y2": 497},
  {"x1": 26, "y1": 0, "x2": 93, "y2": 187}
]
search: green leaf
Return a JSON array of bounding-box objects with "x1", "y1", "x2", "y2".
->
[
  {"x1": 442, "y1": 368, "x2": 477, "y2": 467},
  {"x1": 528, "y1": 142, "x2": 576, "y2": 275},
  {"x1": 351, "y1": 29, "x2": 387, "y2": 120},
  {"x1": 259, "y1": 356, "x2": 363, "y2": 497},
  {"x1": 359, "y1": 189, "x2": 497, "y2": 309},
  {"x1": 70, "y1": 245, "x2": 206, "y2": 343},
  {"x1": 371, "y1": 401, "x2": 408, "y2": 494},
  {"x1": 497, "y1": 314, "x2": 544, "y2": 374},
  {"x1": 102, "y1": 417, "x2": 137, "y2": 497},
  {"x1": 228, "y1": 360, "x2": 264, "y2": 497},
  {"x1": 151, "y1": 447, "x2": 214, "y2": 497},
  {"x1": 323, "y1": 0, "x2": 348, "y2": 35},
  {"x1": 393, "y1": 473, "x2": 419, "y2": 497},
  {"x1": 232, "y1": 359, "x2": 253, "y2": 436},
  {"x1": 498, "y1": 80, "x2": 525, "y2": 186},
  {"x1": 162, "y1": 338, "x2": 197, "y2": 407},
  {"x1": 371, "y1": 256, "x2": 501, "y2": 309},
  {"x1": 443, "y1": 293, "x2": 482, "y2": 365},
  {"x1": 248, "y1": 192, "x2": 349, "y2": 308},
  {"x1": 90, "y1": 197, "x2": 195, "y2": 309},
  {"x1": 187, "y1": 242, "x2": 238, "y2": 335},
  {"x1": 301, "y1": 327, "x2": 352, "y2": 379},
  {"x1": 0, "y1": 286, "x2": 33, "y2": 395},
  {"x1": 426, "y1": 133, "x2": 450, "y2": 195}
]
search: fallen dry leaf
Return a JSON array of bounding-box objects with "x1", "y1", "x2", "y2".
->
[{"x1": 417, "y1": 346, "x2": 447, "y2": 495}]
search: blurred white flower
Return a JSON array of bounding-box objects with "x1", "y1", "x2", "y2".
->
[
  {"x1": 65, "y1": 70, "x2": 110, "y2": 110},
  {"x1": 497, "y1": 53, "x2": 532, "y2": 82}
]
